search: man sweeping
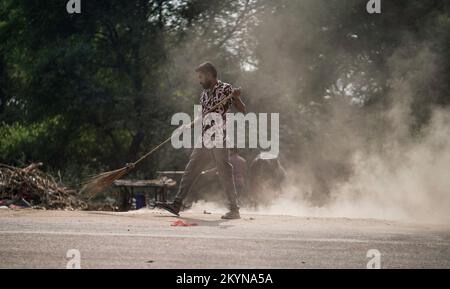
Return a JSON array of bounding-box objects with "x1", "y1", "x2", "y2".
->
[{"x1": 157, "y1": 62, "x2": 246, "y2": 219}]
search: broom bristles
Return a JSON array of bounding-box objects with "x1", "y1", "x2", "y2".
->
[{"x1": 81, "y1": 167, "x2": 129, "y2": 197}]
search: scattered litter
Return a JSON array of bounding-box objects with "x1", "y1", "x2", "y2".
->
[
  {"x1": 0, "y1": 163, "x2": 87, "y2": 210},
  {"x1": 171, "y1": 219, "x2": 198, "y2": 227},
  {"x1": 20, "y1": 198, "x2": 31, "y2": 207},
  {"x1": 203, "y1": 210, "x2": 212, "y2": 214}
]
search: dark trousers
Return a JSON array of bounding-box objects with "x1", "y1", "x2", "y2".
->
[{"x1": 174, "y1": 147, "x2": 239, "y2": 210}]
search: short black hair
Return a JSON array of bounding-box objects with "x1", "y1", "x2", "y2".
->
[{"x1": 195, "y1": 62, "x2": 217, "y2": 78}]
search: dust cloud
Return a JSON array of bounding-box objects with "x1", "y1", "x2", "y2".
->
[
  {"x1": 167, "y1": 1, "x2": 450, "y2": 224},
  {"x1": 250, "y1": 44, "x2": 450, "y2": 224}
]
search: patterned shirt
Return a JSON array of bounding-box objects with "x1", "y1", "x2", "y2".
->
[{"x1": 200, "y1": 80, "x2": 234, "y2": 135}]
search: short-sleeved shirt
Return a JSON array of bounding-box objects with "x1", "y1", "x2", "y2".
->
[{"x1": 200, "y1": 80, "x2": 234, "y2": 136}]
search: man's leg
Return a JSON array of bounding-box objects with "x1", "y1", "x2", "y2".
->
[
  {"x1": 175, "y1": 148, "x2": 211, "y2": 204},
  {"x1": 211, "y1": 148, "x2": 240, "y2": 219},
  {"x1": 158, "y1": 148, "x2": 210, "y2": 215}
]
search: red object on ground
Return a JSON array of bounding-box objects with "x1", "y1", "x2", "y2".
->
[{"x1": 171, "y1": 220, "x2": 198, "y2": 227}]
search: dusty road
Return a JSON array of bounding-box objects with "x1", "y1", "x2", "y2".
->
[{"x1": 0, "y1": 208, "x2": 449, "y2": 269}]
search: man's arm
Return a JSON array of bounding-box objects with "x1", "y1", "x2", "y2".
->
[{"x1": 232, "y1": 88, "x2": 246, "y2": 113}]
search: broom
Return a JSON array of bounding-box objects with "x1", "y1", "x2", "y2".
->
[{"x1": 81, "y1": 89, "x2": 239, "y2": 197}]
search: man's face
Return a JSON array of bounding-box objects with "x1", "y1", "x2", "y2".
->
[{"x1": 198, "y1": 72, "x2": 214, "y2": 89}]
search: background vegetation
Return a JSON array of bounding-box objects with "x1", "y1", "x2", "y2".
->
[{"x1": 1, "y1": 1, "x2": 449, "y2": 198}]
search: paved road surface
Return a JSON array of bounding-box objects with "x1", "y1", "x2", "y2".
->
[{"x1": 0, "y1": 209, "x2": 449, "y2": 268}]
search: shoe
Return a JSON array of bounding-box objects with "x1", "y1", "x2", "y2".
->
[
  {"x1": 221, "y1": 209, "x2": 241, "y2": 219},
  {"x1": 156, "y1": 201, "x2": 181, "y2": 216}
]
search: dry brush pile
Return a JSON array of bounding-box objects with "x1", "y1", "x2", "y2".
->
[{"x1": 0, "y1": 163, "x2": 87, "y2": 210}]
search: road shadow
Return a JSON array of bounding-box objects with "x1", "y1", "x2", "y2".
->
[
  {"x1": 181, "y1": 216, "x2": 233, "y2": 228},
  {"x1": 155, "y1": 214, "x2": 233, "y2": 228}
]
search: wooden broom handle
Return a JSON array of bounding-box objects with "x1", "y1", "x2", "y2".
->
[{"x1": 132, "y1": 90, "x2": 238, "y2": 166}]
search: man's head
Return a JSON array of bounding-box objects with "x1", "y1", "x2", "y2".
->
[{"x1": 196, "y1": 62, "x2": 217, "y2": 89}]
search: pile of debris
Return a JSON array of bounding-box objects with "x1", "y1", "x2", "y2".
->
[{"x1": 0, "y1": 163, "x2": 87, "y2": 210}]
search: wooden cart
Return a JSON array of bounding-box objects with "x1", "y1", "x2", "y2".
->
[{"x1": 113, "y1": 178, "x2": 177, "y2": 211}]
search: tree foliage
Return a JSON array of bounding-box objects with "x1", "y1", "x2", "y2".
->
[{"x1": 0, "y1": 0, "x2": 449, "y2": 190}]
